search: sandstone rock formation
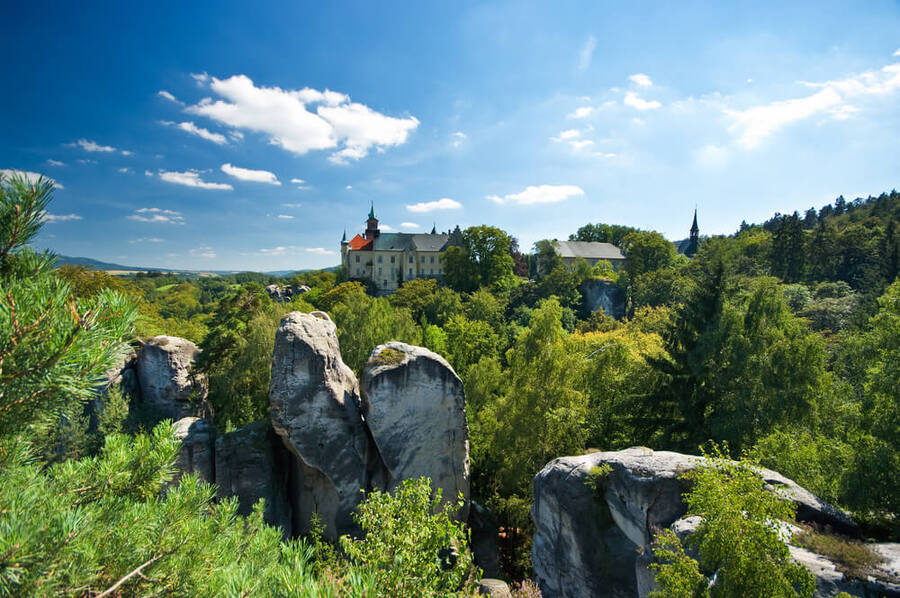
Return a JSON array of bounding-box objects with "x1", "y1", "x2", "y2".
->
[
  {"x1": 532, "y1": 447, "x2": 865, "y2": 598},
  {"x1": 362, "y1": 342, "x2": 470, "y2": 520},
  {"x1": 172, "y1": 417, "x2": 214, "y2": 484},
  {"x1": 136, "y1": 336, "x2": 208, "y2": 421},
  {"x1": 581, "y1": 279, "x2": 625, "y2": 319},
  {"x1": 215, "y1": 421, "x2": 293, "y2": 536},
  {"x1": 268, "y1": 311, "x2": 372, "y2": 538}
]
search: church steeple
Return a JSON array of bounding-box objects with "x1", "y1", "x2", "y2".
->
[
  {"x1": 430, "y1": 222, "x2": 437, "y2": 234},
  {"x1": 365, "y1": 202, "x2": 380, "y2": 240},
  {"x1": 686, "y1": 208, "x2": 699, "y2": 257},
  {"x1": 341, "y1": 228, "x2": 347, "y2": 244},
  {"x1": 368, "y1": 201, "x2": 376, "y2": 220}
]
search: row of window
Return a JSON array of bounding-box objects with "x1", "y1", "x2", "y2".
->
[
  {"x1": 355, "y1": 253, "x2": 439, "y2": 264},
  {"x1": 354, "y1": 267, "x2": 441, "y2": 277}
]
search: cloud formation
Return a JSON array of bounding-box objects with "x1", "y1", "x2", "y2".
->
[
  {"x1": 42, "y1": 213, "x2": 82, "y2": 223},
  {"x1": 128, "y1": 207, "x2": 185, "y2": 224},
  {"x1": 221, "y1": 163, "x2": 280, "y2": 185},
  {"x1": 163, "y1": 121, "x2": 227, "y2": 145},
  {"x1": 185, "y1": 74, "x2": 419, "y2": 163},
  {"x1": 623, "y1": 92, "x2": 661, "y2": 110},
  {"x1": 158, "y1": 90, "x2": 179, "y2": 103},
  {"x1": 578, "y1": 36, "x2": 596, "y2": 71},
  {"x1": 159, "y1": 170, "x2": 233, "y2": 190},
  {"x1": 305, "y1": 247, "x2": 335, "y2": 255},
  {"x1": 276, "y1": 214, "x2": 294, "y2": 219},
  {"x1": 190, "y1": 246, "x2": 216, "y2": 259},
  {"x1": 487, "y1": 184, "x2": 585, "y2": 206},
  {"x1": 129, "y1": 237, "x2": 164, "y2": 243},
  {"x1": 1, "y1": 169, "x2": 63, "y2": 189},
  {"x1": 400, "y1": 222, "x2": 419, "y2": 229},
  {"x1": 46, "y1": 159, "x2": 64, "y2": 166},
  {"x1": 628, "y1": 73, "x2": 653, "y2": 87},
  {"x1": 406, "y1": 198, "x2": 462, "y2": 212}
]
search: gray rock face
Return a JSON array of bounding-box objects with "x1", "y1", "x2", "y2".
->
[
  {"x1": 136, "y1": 336, "x2": 208, "y2": 421},
  {"x1": 362, "y1": 342, "x2": 470, "y2": 520},
  {"x1": 531, "y1": 447, "x2": 860, "y2": 598},
  {"x1": 478, "y1": 579, "x2": 512, "y2": 597},
  {"x1": 269, "y1": 311, "x2": 371, "y2": 539},
  {"x1": 172, "y1": 417, "x2": 214, "y2": 484},
  {"x1": 215, "y1": 421, "x2": 293, "y2": 537},
  {"x1": 581, "y1": 279, "x2": 625, "y2": 319}
]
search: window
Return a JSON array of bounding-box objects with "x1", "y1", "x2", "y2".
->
[
  {"x1": 430, "y1": 256, "x2": 435, "y2": 264},
  {"x1": 408, "y1": 256, "x2": 413, "y2": 263},
  {"x1": 377, "y1": 255, "x2": 382, "y2": 263},
  {"x1": 378, "y1": 267, "x2": 382, "y2": 276},
  {"x1": 355, "y1": 255, "x2": 360, "y2": 263},
  {"x1": 390, "y1": 255, "x2": 395, "y2": 263},
  {"x1": 420, "y1": 256, "x2": 425, "y2": 263},
  {"x1": 391, "y1": 267, "x2": 395, "y2": 276},
  {"x1": 356, "y1": 268, "x2": 361, "y2": 275},
  {"x1": 409, "y1": 268, "x2": 413, "y2": 276}
]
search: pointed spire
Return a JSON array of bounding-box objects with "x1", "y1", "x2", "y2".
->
[
  {"x1": 368, "y1": 201, "x2": 376, "y2": 220},
  {"x1": 690, "y1": 208, "x2": 699, "y2": 235},
  {"x1": 431, "y1": 222, "x2": 437, "y2": 234},
  {"x1": 341, "y1": 228, "x2": 347, "y2": 243}
]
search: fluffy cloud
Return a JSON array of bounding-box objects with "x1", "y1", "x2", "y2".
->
[
  {"x1": 578, "y1": 35, "x2": 596, "y2": 71},
  {"x1": 623, "y1": 92, "x2": 661, "y2": 110},
  {"x1": 276, "y1": 214, "x2": 294, "y2": 219},
  {"x1": 728, "y1": 61, "x2": 900, "y2": 148},
  {"x1": 487, "y1": 184, "x2": 585, "y2": 206},
  {"x1": 552, "y1": 129, "x2": 581, "y2": 141},
  {"x1": 451, "y1": 131, "x2": 467, "y2": 148},
  {"x1": 42, "y1": 213, "x2": 81, "y2": 223},
  {"x1": 163, "y1": 121, "x2": 227, "y2": 145},
  {"x1": 628, "y1": 73, "x2": 653, "y2": 87},
  {"x1": 118, "y1": 167, "x2": 130, "y2": 173},
  {"x1": 158, "y1": 90, "x2": 179, "y2": 102},
  {"x1": 290, "y1": 178, "x2": 305, "y2": 184},
  {"x1": 46, "y1": 159, "x2": 64, "y2": 166},
  {"x1": 568, "y1": 105, "x2": 594, "y2": 119},
  {"x1": 406, "y1": 198, "x2": 462, "y2": 212},
  {"x1": 185, "y1": 74, "x2": 419, "y2": 163},
  {"x1": 400, "y1": 222, "x2": 419, "y2": 229},
  {"x1": 73, "y1": 139, "x2": 116, "y2": 152},
  {"x1": 221, "y1": 163, "x2": 280, "y2": 185},
  {"x1": 257, "y1": 245, "x2": 335, "y2": 256},
  {"x1": 127, "y1": 207, "x2": 185, "y2": 224},
  {"x1": 281, "y1": 202, "x2": 302, "y2": 208},
  {"x1": 259, "y1": 246, "x2": 288, "y2": 255},
  {"x1": 159, "y1": 170, "x2": 233, "y2": 190},
  {"x1": 1, "y1": 169, "x2": 63, "y2": 189},
  {"x1": 190, "y1": 246, "x2": 216, "y2": 259}
]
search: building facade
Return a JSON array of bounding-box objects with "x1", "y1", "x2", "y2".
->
[
  {"x1": 341, "y1": 204, "x2": 451, "y2": 294},
  {"x1": 552, "y1": 240, "x2": 626, "y2": 269}
]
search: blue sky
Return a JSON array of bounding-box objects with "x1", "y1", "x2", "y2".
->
[{"x1": 2, "y1": 1, "x2": 899, "y2": 271}]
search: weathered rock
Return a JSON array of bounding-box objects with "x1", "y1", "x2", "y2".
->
[
  {"x1": 136, "y1": 336, "x2": 207, "y2": 422},
  {"x1": 478, "y1": 578, "x2": 512, "y2": 597},
  {"x1": 531, "y1": 447, "x2": 860, "y2": 598},
  {"x1": 269, "y1": 311, "x2": 371, "y2": 539},
  {"x1": 172, "y1": 417, "x2": 214, "y2": 484},
  {"x1": 362, "y1": 342, "x2": 470, "y2": 520},
  {"x1": 215, "y1": 421, "x2": 293, "y2": 537},
  {"x1": 469, "y1": 501, "x2": 502, "y2": 578},
  {"x1": 582, "y1": 279, "x2": 625, "y2": 319}
]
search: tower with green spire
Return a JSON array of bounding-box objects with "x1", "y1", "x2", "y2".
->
[{"x1": 365, "y1": 201, "x2": 380, "y2": 240}]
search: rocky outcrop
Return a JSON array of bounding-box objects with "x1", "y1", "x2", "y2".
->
[
  {"x1": 581, "y1": 279, "x2": 625, "y2": 319},
  {"x1": 136, "y1": 336, "x2": 208, "y2": 421},
  {"x1": 268, "y1": 311, "x2": 372, "y2": 539},
  {"x1": 215, "y1": 421, "x2": 293, "y2": 537},
  {"x1": 265, "y1": 284, "x2": 310, "y2": 303},
  {"x1": 531, "y1": 447, "x2": 863, "y2": 598},
  {"x1": 101, "y1": 344, "x2": 140, "y2": 399},
  {"x1": 478, "y1": 579, "x2": 512, "y2": 597},
  {"x1": 172, "y1": 417, "x2": 214, "y2": 484},
  {"x1": 362, "y1": 342, "x2": 470, "y2": 520}
]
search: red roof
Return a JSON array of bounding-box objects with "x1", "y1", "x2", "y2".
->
[{"x1": 347, "y1": 234, "x2": 372, "y2": 250}]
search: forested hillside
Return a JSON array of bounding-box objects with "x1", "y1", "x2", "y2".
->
[{"x1": 3, "y1": 171, "x2": 897, "y2": 595}]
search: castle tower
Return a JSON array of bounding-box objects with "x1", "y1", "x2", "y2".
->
[{"x1": 365, "y1": 202, "x2": 380, "y2": 240}]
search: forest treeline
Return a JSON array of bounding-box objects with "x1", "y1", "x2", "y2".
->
[{"x1": 2, "y1": 170, "x2": 898, "y2": 594}]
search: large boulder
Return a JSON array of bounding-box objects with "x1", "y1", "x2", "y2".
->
[
  {"x1": 362, "y1": 342, "x2": 470, "y2": 519},
  {"x1": 172, "y1": 417, "x2": 214, "y2": 484},
  {"x1": 215, "y1": 421, "x2": 293, "y2": 537},
  {"x1": 531, "y1": 447, "x2": 860, "y2": 598},
  {"x1": 136, "y1": 336, "x2": 208, "y2": 421},
  {"x1": 268, "y1": 311, "x2": 372, "y2": 539}
]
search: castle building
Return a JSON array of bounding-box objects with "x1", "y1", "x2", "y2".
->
[{"x1": 341, "y1": 203, "x2": 452, "y2": 294}]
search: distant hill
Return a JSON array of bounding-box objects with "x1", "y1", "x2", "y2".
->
[{"x1": 53, "y1": 255, "x2": 338, "y2": 277}]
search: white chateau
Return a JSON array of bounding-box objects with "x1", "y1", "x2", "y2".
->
[{"x1": 341, "y1": 204, "x2": 456, "y2": 294}]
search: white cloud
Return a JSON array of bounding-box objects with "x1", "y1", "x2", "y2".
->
[
  {"x1": 73, "y1": 139, "x2": 116, "y2": 152},
  {"x1": 120, "y1": 150, "x2": 133, "y2": 156},
  {"x1": 895, "y1": 49, "x2": 900, "y2": 57},
  {"x1": 569, "y1": 140, "x2": 595, "y2": 151},
  {"x1": 129, "y1": 237, "x2": 164, "y2": 243},
  {"x1": 406, "y1": 198, "x2": 462, "y2": 212},
  {"x1": 1, "y1": 169, "x2": 63, "y2": 189},
  {"x1": 276, "y1": 214, "x2": 294, "y2": 219},
  {"x1": 729, "y1": 61, "x2": 900, "y2": 148},
  {"x1": 553, "y1": 129, "x2": 581, "y2": 141},
  {"x1": 46, "y1": 159, "x2": 64, "y2": 166},
  {"x1": 190, "y1": 246, "x2": 216, "y2": 259},
  {"x1": 77, "y1": 159, "x2": 97, "y2": 165},
  {"x1": 42, "y1": 212, "x2": 81, "y2": 223},
  {"x1": 345, "y1": 185, "x2": 353, "y2": 190},
  {"x1": 118, "y1": 167, "x2": 130, "y2": 173},
  {"x1": 380, "y1": 224, "x2": 395, "y2": 232},
  {"x1": 260, "y1": 246, "x2": 288, "y2": 255},
  {"x1": 164, "y1": 121, "x2": 227, "y2": 145},
  {"x1": 451, "y1": 131, "x2": 467, "y2": 148},
  {"x1": 291, "y1": 178, "x2": 305, "y2": 184},
  {"x1": 578, "y1": 35, "x2": 597, "y2": 71},
  {"x1": 568, "y1": 106, "x2": 594, "y2": 119},
  {"x1": 159, "y1": 170, "x2": 233, "y2": 190},
  {"x1": 623, "y1": 92, "x2": 661, "y2": 110},
  {"x1": 487, "y1": 184, "x2": 584, "y2": 206},
  {"x1": 128, "y1": 207, "x2": 185, "y2": 224},
  {"x1": 144, "y1": 170, "x2": 154, "y2": 177},
  {"x1": 305, "y1": 247, "x2": 335, "y2": 255},
  {"x1": 191, "y1": 72, "x2": 210, "y2": 84},
  {"x1": 400, "y1": 222, "x2": 419, "y2": 229},
  {"x1": 158, "y1": 90, "x2": 178, "y2": 102},
  {"x1": 628, "y1": 73, "x2": 653, "y2": 87},
  {"x1": 221, "y1": 163, "x2": 280, "y2": 185},
  {"x1": 185, "y1": 74, "x2": 419, "y2": 163},
  {"x1": 281, "y1": 202, "x2": 302, "y2": 208}
]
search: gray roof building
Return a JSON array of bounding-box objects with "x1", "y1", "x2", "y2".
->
[
  {"x1": 553, "y1": 240, "x2": 625, "y2": 261},
  {"x1": 371, "y1": 233, "x2": 450, "y2": 252}
]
